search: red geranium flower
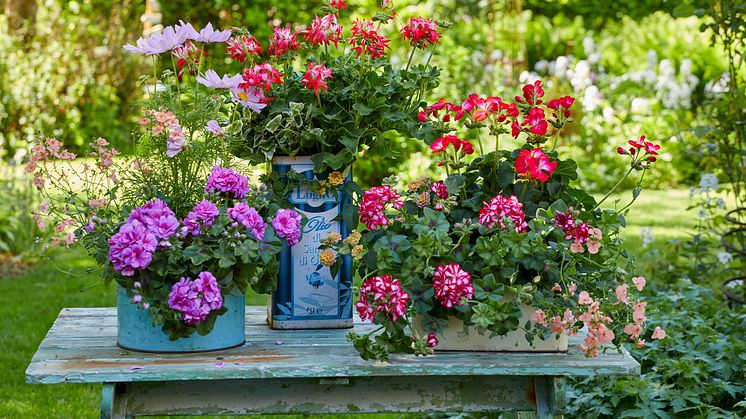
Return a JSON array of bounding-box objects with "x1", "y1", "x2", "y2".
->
[
  {"x1": 268, "y1": 28, "x2": 300, "y2": 56},
  {"x1": 515, "y1": 148, "x2": 558, "y2": 182},
  {"x1": 400, "y1": 17, "x2": 441, "y2": 49},
  {"x1": 516, "y1": 80, "x2": 545, "y2": 106},
  {"x1": 330, "y1": 0, "x2": 349, "y2": 14},
  {"x1": 348, "y1": 19, "x2": 391, "y2": 59},
  {"x1": 301, "y1": 63, "x2": 333, "y2": 95},
  {"x1": 240, "y1": 63, "x2": 283, "y2": 94},
  {"x1": 524, "y1": 107, "x2": 549, "y2": 136},
  {"x1": 547, "y1": 96, "x2": 575, "y2": 118},
  {"x1": 430, "y1": 135, "x2": 474, "y2": 155},
  {"x1": 226, "y1": 35, "x2": 263, "y2": 63},
  {"x1": 304, "y1": 14, "x2": 343, "y2": 46}
]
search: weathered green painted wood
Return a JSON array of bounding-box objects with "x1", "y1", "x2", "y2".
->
[
  {"x1": 113, "y1": 376, "x2": 537, "y2": 416},
  {"x1": 27, "y1": 307, "x2": 640, "y2": 386}
]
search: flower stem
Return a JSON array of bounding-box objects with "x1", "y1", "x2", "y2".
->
[
  {"x1": 593, "y1": 166, "x2": 635, "y2": 211},
  {"x1": 424, "y1": 43, "x2": 437, "y2": 68},
  {"x1": 405, "y1": 46, "x2": 416, "y2": 71},
  {"x1": 552, "y1": 130, "x2": 561, "y2": 150},
  {"x1": 171, "y1": 55, "x2": 181, "y2": 97}
]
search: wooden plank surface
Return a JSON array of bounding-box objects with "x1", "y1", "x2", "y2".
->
[{"x1": 26, "y1": 307, "x2": 640, "y2": 385}]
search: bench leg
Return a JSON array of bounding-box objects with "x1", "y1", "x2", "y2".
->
[
  {"x1": 533, "y1": 376, "x2": 565, "y2": 419},
  {"x1": 101, "y1": 383, "x2": 132, "y2": 419}
]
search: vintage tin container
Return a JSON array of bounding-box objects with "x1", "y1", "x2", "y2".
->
[
  {"x1": 116, "y1": 285, "x2": 246, "y2": 353},
  {"x1": 269, "y1": 156, "x2": 353, "y2": 329}
]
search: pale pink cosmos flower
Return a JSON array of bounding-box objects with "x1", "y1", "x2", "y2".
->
[
  {"x1": 166, "y1": 127, "x2": 185, "y2": 158},
  {"x1": 206, "y1": 120, "x2": 224, "y2": 136},
  {"x1": 632, "y1": 276, "x2": 646, "y2": 291},
  {"x1": 194, "y1": 22, "x2": 231, "y2": 43},
  {"x1": 196, "y1": 70, "x2": 242, "y2": 89},
  {"x1": 230, "y1": 86, "x2": 267, "y2": 113}
]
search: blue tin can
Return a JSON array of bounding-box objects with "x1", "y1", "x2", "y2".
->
[
  {"x1": 269, "y1": 156, "x2": 353, "y2": 329},
  {"x1": 116, "y1": 285, "x2": 246, "y2": 353}
]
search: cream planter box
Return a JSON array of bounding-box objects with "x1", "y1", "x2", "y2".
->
[{"x1": 414, "y1": 304, "x2": 568, "y2": 352}]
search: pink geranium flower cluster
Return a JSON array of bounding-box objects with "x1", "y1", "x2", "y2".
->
[
  {"x1": 272, "y1": 209, "x2": 303, "y2": 246},
  {"x1": 226, "y1": 34, "x2": 263, "y2": 62},
  {"x1": 553, "y1": 211, "x2": 602, "y2": 254},
  {"x1": 304, "y1": 14, "x2": 343, "y2": 46},
  {"x1": 514, "y1": 148, "x2": 558, "y2": 182},
  {"x1": 109, "y1": 199, "x2": 180, "y2": 276},
  {"x1": 181, "y1": 200, "x2": 220, "y2": 236},
  {"x1": 240, "y1": 63, "x2": 283, "y2": 96},
  {"x1": 478, "y1": 194, "x2": 528, "y2": 233},
  {"x1": 268, "y1": 28, "x2": 300, "y2": 57},
  {"x1": 108, "y1": 220, "x2": 158, "y2": 277},
  {"x1": 355, "y1": 274, "x2": 410, "y2": 322},
  {"x1": 204, "y1": 166, "x2": 250, "y2": 200},
  {"x1": 168, "y1": 271, "x2": 223, "y2": 324},
  {"x1": 359, "y1": 185, "x2": 404, "y2": 230},
  {"x1": 228, "y1": 202, "x2": 267, "y2": 240},
  {"x1": 432, "y1": 263, "x2": 474, "y2": 308}
]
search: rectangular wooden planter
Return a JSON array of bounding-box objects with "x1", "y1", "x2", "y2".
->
[{"x1": 414, "y1": 304, "x2": 568, "y2": 352}]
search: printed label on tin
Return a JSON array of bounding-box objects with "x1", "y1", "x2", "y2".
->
[
  {"x1": 289, "y1": 184, "x2": 339, "y2": 208},
  {"x1": 292, "y1": 207, "x2": 340, "y2": 318}
]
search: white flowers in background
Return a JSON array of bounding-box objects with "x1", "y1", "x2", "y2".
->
[
  {"x1": 705, "y1": 72, "x2": 730, "y2": 98},
  {"x1": 630, "y1": 98, "x2": 650, "y2": 114},
  {"x1": 640, "y1": 227, "x2": 655, "y2": 248},
  {"x1": 582, "y1": 85, "x2": 602, "y2": 112},
  {"x1": 570, "y1": 60, "x2": 593, "y2": 92},
  {"x1": 717, "y1": 251, "x2": 734, "y2": 266}
]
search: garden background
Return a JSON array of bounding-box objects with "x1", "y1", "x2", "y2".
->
[{"x1": 1, "y1": 0, "x2": 744, "y2": 417}]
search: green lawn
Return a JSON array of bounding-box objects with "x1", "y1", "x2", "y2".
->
[{"x1": 0, "y1": 189, "x2": 701, "y2": 418}]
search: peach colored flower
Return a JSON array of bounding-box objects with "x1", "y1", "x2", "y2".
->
[
  {"x1": 531, "y1": 309, "x2": 548, "y2": 326},
  {"x1": 587, "y1": 239, "x2": 601, "y2": 254},
  {"x1": 636, "y1": 339, "x2": 646, "y2": 348},
  {"x1": 569, "y1": 283, "x2": 577, "y2": 294},
  {"x1": 551, "y1": 283, "x2": 561, "y2": 292},
  {"x1": 570, "y1": 239, "x2": 584, "y2": 253},
  {"x1": 651, "y1": 326, "x2": 666, "y2": 340},
  {"x1": 633, "y1": 301, "x2": 647, "y2": 325},
  {"x1": 624, "y1": 323, "x2": 642, "y2": 338},
  {"x1": 615, "y1": 284, "x2": 630, "y2": 305},
  {"x1": 632, "y1": 276, "x2": 646, "y2": 291},
  {"x1": 578, "y1": 291, "x2": 593, "y2": 305},
  {"x1": 89, "y1": 199, "x2": 108, "y2": 209}
]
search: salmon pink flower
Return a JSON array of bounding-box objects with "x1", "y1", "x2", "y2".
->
[
  {"x1": 632, "y1": 276, "x2": 646, "y2": 291},
  {"x1": 651, "y1": 326, "x2": 666, "y2": 340},
  {"x1": 578, "y1": 291, "x2": 593, "y2": 305},
  {"x1": 615, "y1": 284, "x2": 630, "y2": 305},
  {"x1": 400, "y1": 17, "x2": 441, "y2": 49},
  {"x1": 268, "y1": 28, "x2": 300, "y2": 56},
  {"x1": 302, "y1": 63, "x2": 333, "y2": 95},
  {"x1": 531, "y1": 309, "x2": 548, "y2": 326},
  {"x1": 624, "y1": 323, "x2": 643, "y2": 339},
  {"x1": 514, "y1": 148, "x2": 557, "y2": 182},
  {"x1": 633, "y1": 301, "x2": 647, "y2": 325},
  {"x1": 433, "y1": 263, "x2": 473, "y2": 308}
]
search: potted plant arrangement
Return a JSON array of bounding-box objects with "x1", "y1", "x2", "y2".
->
[
  {"x1": 323, "y1": 80, "x2": 667, "y2": 360},
  {"x1": 221, "y1": 1, "x2": 443, "y2": 328},
  {"x1": 26, "y1": 20, "x2": 304, "y2": 352}
]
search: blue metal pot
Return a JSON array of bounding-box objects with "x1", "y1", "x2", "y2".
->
[
  {"x1": 116, "y1": 285, "x2": 246, "y2": 353},
  {"x1": 269, "y1": 156, "x2": 354, "y2": 329}
]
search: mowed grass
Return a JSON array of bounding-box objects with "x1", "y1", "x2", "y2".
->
[{"x1": 0, "y1": 189, "x2": 701, "y2": 418}]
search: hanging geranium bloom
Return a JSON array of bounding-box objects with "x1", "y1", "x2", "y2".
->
[
  {"x1": 173, "y1": 40, "x2": 205, "y2": 78},
  {"x1": 478, "y1": 194, "x2": 528, "y2": 233},
  {"x1": 348, "y1": 19, "x2": 391, "y2": 59},
  {"x1": 356, "y1": 275, "x2": 410, "y2": 322},
  {"x1": 400, "y1": 17, "x2": 442, "y2": 49},
  {"x1": 226, "y1": 34, "x2": 263, "y2": 62},
  {"x1": 304, "y1": 14, "x2": 343, "y2": 46},
  {"x1": 429, "y1": 135, "x2": 474, "y2": 155},
  {"x1": 617, "y1": 135, "x2": 660, "y2": 161},
  {"x1": 268, "y1": 28, "x2": 300, "y2": 56},
  {"x1": 515, "y1": 80, "x2": 545, "y2": 106},
  {"x1": 240, "y1": 63, "x2": 283, "y2": 94},
  {"x1": 418, "y1": 99, "x2": 464, "y2": 123},
  {"x1": 301, "y1": 63, "x2": 334, "y2": 95},
  {"x1": 514, "y1": 148, "x2": 558, "y2": 182},
  {"x1": 432, "y1": 263, "x2": 474, "y2": 308}
]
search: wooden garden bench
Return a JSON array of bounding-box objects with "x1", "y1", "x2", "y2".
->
[{"x1": 26, "y1": 306, "x2": 639, "y2": 418}]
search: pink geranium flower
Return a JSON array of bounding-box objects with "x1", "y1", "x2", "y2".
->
[
  {"x1": 272, "y1": 209, "x2": 302, "y2": 246},
  {"x1": 432, "y1": 263, "x2": 474, "y2": 308},
  {"x1": 478, "y1": 194, "x2": 528, "y2": 232},
  {"x1": 268, "y1": 28, "x2": 300, "y2": 56},
  {"x1": 302, "y1": 63, "x2": 333, "y2": 95},
  {"x1": 632, "y1": 276, "x2": 646, "y2": 291},
  {"x1": 356, "y1": 274, "x2": 410, "y2": 322},
  {"x1": 514, "y1": 148, "x2": 557, "y2": 182},
  {"x1": 651, "y1": 326, "x2": 666, "y2": 340},
  {"x1": 400, "y1": 17, "x2": 441, "y2": 49}
]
